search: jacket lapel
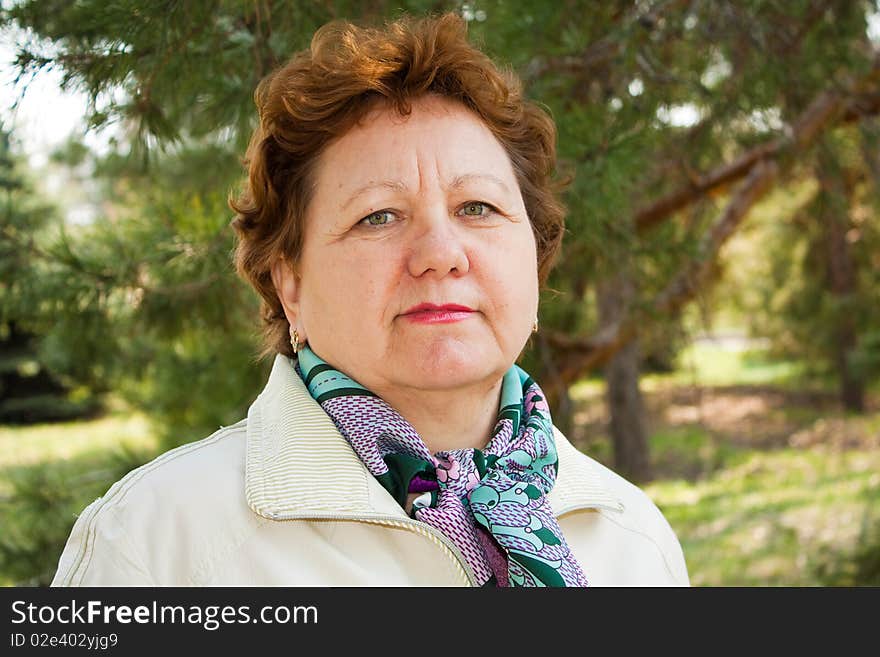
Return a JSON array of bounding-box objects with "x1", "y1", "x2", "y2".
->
[{"x1": 245, "y1": 355, "x2": 622, "y2": 522}]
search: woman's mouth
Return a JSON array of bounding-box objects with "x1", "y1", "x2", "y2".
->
[{"x1": 400, "y1": 303, "x2": 476, "y2": 324}]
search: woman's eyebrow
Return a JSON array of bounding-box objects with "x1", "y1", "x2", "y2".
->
[
  {"x1": 339, "y1": 173, "x2": 512, "y2": 211},
  {"x1": 448, "y1": 173, "x2": 511, "y2": 195},
  {"x1": 341, "y1": 179, "x2": 408, "y2": 211}
]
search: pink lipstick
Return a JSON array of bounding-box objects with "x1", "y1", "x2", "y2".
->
[{"x1": 401, "y1": 303, "x2": 475, "y2": 324}]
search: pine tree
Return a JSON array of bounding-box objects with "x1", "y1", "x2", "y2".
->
[
  {"x1": 2, "y1": 1, "x2": 878, "y2": 472},
  {"x1": 0, "y1": 128, "x2": 99, "y2": 422}
]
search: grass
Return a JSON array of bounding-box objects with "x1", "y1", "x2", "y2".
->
[
  {"x1": 568, "y1": 337, "x2": 880, "y2": 586},
  {"x1": 0, "y1": 411, "x2": 156, "y2": 498},
  {"x1": 1, "y1": 340, "x2": 877, "y2": 586},
  {"x1": 647, "y1": 448, "x2": 880, "y2": 586},
  {"x1": 570, "y1": 342, "x2": 819, "y2": 398},
  {"x1": 646, "y1": 342, "x2": 810, "y2": 389},
  {"x1": 0, "y1": 412, "x2": 154, "y2": 467},
  {"x1": 0, "y1": 411, "x2": 160, "y2": 586}
]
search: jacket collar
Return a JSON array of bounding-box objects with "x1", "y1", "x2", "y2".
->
[{"x1": 245, "y1": 355, "x2": 623, "y2": 521}]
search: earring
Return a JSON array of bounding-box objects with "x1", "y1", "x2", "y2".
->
[
  {"x1": 532, "y1": 317, "x2": 539, "y2": 334},
  {"x1": 289, "y1": 327, "x2": 301, "y2": 354}
]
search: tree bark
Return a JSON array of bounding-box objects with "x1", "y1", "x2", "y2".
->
[
  {"x1": 596, "y1": 273, "x2": 653, "y2": 483},
  {"x1": 545, "y1": 159, "x2": 778, "y2": 389},
  {"x1": 817, "y1": 143, "x2": 865, "y2": 412}
]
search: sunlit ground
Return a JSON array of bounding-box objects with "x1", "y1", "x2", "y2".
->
[
  {"x1": 569, "y1": 342, "x2": 880, "y2": 586},
  {"x1": 0, "y1": 411, "x2": 154, "y2": 468},
  {"x1": 0, "y1": 410, "x2": 159, "y2": 585}
]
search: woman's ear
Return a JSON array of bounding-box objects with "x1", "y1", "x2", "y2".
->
[{"x1": 270, "y1": 259, "x2": 301, "y2": 324}]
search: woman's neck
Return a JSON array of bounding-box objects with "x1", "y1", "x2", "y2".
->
[{"x1": 374, "y1": 379, "x2": 504, "y2": 454}]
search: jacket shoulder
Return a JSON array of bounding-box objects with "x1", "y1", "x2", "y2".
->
[
  {"x1": 52, "y1": 420, "x2": 248, "y2": 586},
  {"x1": 580, "y1": 450, "x2": 689, "y2": 585},
  {"x1": 102, "y1": 418, "x2": 247, "y2": 509}
]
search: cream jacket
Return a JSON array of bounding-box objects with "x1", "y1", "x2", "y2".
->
[{"x1": 52, "y1": 355, "x2": 689, "y2": 587}]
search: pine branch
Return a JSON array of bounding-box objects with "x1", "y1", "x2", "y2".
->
[
  {"x1": 653, "y1": 159, "x2": 778, "y2": 314},
  {"x1": 634, "y1": 55, "x2": 880, "y2": 233},
  {"x1": 544, "y1": 159, "x2": 778, "y2": 384},
  {"x1": 522, "y1": 0, "x2": 688, "y2": 82},
  {"x1": 540, "y1": 55, "x2": 880, "y2": 387}
]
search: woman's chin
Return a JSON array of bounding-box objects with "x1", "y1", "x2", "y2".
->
[{"x1": 396, "y1": 341, "x2": 508, "y2": 390}]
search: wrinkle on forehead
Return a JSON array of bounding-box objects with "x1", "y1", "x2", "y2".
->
[{"x1": 309, "y1": 94, "x2": 522, "y2": 224}]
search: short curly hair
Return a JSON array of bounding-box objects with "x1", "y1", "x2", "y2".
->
[{"x1": 230, "y1": 12, "x2": 567, "y2": 358}]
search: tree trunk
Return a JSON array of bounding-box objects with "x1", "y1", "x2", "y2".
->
[
  {"x1": 817, "y1": 142, "x2": 865, "y2": 412},
  {"x1": 596, "y1": 274, "x2": 653, "y2": 483},
  {"x1": 533, "y1": 331, "x2": 576, "y2": 438}
]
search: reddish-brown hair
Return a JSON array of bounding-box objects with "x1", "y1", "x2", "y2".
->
[{"x1": 230, "y1": 12, "x2": 567, "y2": 358}]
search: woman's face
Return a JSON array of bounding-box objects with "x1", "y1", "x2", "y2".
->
[{"x1": 274, "y1": 95, "x2": 539, "y2": 396}]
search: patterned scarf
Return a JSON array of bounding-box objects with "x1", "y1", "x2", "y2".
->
[{"x1": 296, "y1": 346, "x2": 588, "y2": 587}]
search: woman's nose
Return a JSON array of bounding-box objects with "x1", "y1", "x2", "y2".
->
[{"x1": 405, "y1": 206, "x2": 470, "y2": 278}]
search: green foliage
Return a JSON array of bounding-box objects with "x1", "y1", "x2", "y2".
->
[
  {"x1": 0, "y1": 444, "x2": 153, "y2": 586},
  {"x1": 0, "y1": 129, "x2": 54, "y2": 324},
  {"x1": 1, "y1": 0, "x2": 878, "y2": 439},
  {"x1": 648, "y1": 442, "x2": 880, "y2": 586},
  {"x1": 732, "y1": 126, "x2": 880, "y2": 393},
  {"x1": 812, "y1": 490, "x2": 880, "y2": 586},
  {"x1": 567, "y1": 341, "x2": 880, "y2": 585},
  {"x1": 850, "y1": 330, "x2": 880, "y2": 382},
  {"x1": 0, "y1": 128, "x2": 103, "y2": 422},
  {"x1": 0, "y1": 411, "x2": 158, "y2": 586},
  {"x1": 15, "y1": 140, "x2": 271, "y2": 447}
]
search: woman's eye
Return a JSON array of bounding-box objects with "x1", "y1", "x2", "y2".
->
[
  {"x1": 359, "y1": 210, "x2": 395, "y2": 227},
  {"x1": 460, "y1": 202, "x2": 491, "y2": 217}
]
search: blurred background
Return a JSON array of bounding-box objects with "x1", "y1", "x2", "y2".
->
[{"x1": 1, "y1": 0, "x2": 878, "y2": 586}]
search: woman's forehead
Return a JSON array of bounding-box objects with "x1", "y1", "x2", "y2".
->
[{"x1": 312, "y1": 96, "x2": 518, "y2": 201}]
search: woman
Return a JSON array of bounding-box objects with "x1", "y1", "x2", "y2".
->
[{"x1": 52, "y1": 13, "x2": 688, "y2": 587}]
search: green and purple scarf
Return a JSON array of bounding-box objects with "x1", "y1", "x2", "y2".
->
[{"x1": 296, "y1": 346, "x2": 588, "y2": 587}]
